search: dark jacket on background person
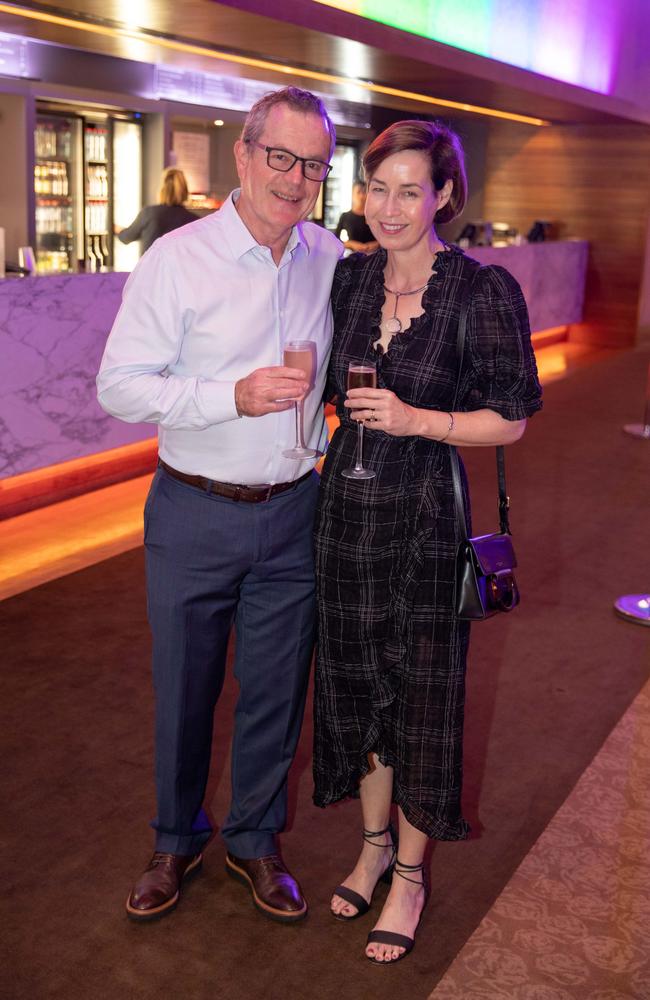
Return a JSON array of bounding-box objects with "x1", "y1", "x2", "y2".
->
[{"x1": 117, "y1": 204, "x2": 198, "y2": 254}]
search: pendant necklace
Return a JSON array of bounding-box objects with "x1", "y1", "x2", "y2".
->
[{"x1": 383, "y1": 281, "x2": 430, "y2": 334}]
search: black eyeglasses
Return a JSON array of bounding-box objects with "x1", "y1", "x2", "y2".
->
[{"x1": 246, "y1": 140, "x2": 332, "y2": 182}]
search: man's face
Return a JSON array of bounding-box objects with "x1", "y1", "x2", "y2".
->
[{"x1": 234, "y1": 104, "x2": 331, "y2": 247}]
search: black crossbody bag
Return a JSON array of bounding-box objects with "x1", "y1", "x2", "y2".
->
[{"x1": 449, "y1": 267, "x2": 520, "y2": 620}]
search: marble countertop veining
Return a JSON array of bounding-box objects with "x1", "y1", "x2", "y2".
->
[{"x1": 1, "y1": 271, "x2": 153, "y2": 479}]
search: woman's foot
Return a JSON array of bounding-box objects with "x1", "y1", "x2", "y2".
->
[
  {"x1": 365, "y1": 861, "x2": 426, "y2": 963},
  {"x1": 331, "y1": 826, "x2": 396, "y2": 919}
]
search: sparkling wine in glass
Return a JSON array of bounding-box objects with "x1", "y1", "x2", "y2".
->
[
  {"x1": 341, "y1": 363, "x2": 376, "y2": 480},
  {"x1": 282, "y1": 340, "x2": 319, "y2": 459}
]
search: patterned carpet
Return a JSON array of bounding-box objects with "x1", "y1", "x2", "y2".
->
[{"x1": 431, "y1": 677, "x2": 650, "y2": 1000}]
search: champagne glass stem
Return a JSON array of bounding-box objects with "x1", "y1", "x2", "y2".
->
[
  {"x1": 296, "y1": 399, "x2": 306, "y2": 449},
  {"x1": 294, "y1": 401, "x2": 300, "y2": 449},
  {"x1": 355, "y1": 421, "x2": 365, "y2": 471}
]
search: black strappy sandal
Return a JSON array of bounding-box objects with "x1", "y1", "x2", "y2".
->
[
  {"x1": 331, "y1": 822, "x2": 398, "y2": 921},
  {"x1": 366, "y1": 858, "x2": 427, "y2": 964}
]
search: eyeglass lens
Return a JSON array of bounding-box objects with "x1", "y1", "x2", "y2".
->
[{"x1": 266, "y1": 147, "x2": 329, "y2": 181}]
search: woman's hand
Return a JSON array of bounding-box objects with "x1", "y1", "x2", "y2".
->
[
  {"x1": 344, "y1": 387, "x2": 417, "y2": 437},
  {"x1": 345, "y1": 391, "x2": 527, "y2": 445}
]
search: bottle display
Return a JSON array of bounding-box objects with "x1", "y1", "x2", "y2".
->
[
  {"x1": 84, "y1": 122, "x2": 110, "y2": 271},
  {"x1": 34, "y1": 108, "x2": 141, "y2": 275},
  {"x1": 34, "y1": 117, "x2": 76, "y2": 273}
]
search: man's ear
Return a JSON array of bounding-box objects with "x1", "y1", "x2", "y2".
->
[{"x1": 234, "y1": 139, "x2": 248, "y2": 181}]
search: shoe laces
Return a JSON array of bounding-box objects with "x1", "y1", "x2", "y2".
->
[
  {"x1": 255, "y1": 853, "x2": 283, "y2": 868},
  {"x1": 151, "y1": 852, "x2": 176, "y2": 865}
]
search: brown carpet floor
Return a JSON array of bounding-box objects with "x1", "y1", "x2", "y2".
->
[{"x1": 1, "y1": 349, "x2": 649, "y2": 1000}]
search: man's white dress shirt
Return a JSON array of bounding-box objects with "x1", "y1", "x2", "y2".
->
[{"x1": 97, "y1": 190, "x2": 342, "y2": 484}]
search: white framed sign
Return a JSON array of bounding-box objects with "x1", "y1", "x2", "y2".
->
[{"x1": 172, "y1": 131, "x2": 210, "y2": 194}]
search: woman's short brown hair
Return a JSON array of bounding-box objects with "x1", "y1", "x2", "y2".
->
[
  {"x1": 363, "y1": 120, "x2": 467, "y2": 225},
  {"x1": 159, "y1": 168, "x2": 189, "y2": 206}
]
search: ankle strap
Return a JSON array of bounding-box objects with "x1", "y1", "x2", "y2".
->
[
  {"x1": 363, "y1": 825, "x2": 392, "y2": 843},
  {"x1": 394, "y1": 858, "x2": 425, "y2": 885}
]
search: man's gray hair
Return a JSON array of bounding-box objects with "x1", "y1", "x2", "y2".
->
[{"x1": 241, "y1": 86, "x2": 336, "y2": 158}]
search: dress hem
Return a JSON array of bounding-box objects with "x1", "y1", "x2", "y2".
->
[{"x1": 313, "y1": 772, "x2": 471, "y2": 843}]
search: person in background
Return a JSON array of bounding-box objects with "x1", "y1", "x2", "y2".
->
[
  {"x1": 335, "y1": 179, "x2": 378, "y2": 254},
  {"x1": 314, "y1": 120, "x2": 542, "y2": 964},
  {"x1": 97, "y1": 87, "x2": 341, "y2": 925},
  {"x1": 115, "y1": 167, "x2": 198, "y2": 254}
]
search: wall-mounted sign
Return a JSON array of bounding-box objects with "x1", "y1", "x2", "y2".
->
[
  {"x1": 0, "y1": 32, "x2": 29, "y2": 78},
  {"x1": 154, "y1": 65, "x2": 370, "y2": 128},
  {"x1": 172, "y1": 130, "x2": 210, "y2": 194}
]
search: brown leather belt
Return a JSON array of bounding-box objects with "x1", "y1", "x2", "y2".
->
[{"x1": 159, "y1": 460, "x2": 312, "y2": 503}]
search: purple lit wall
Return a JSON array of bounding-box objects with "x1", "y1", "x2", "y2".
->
[{"x1": 312, "y1": 0, "x2": 624, "y2": 94}]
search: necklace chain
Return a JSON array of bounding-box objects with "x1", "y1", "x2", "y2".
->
[
  {"x1": 382, "y1": 281, "x2": 429, "y2": 336},
  {"x1": 383, "y1": 281, "x2": 429, "y2": 297},
  {"x1": 379, "y1": 251, "x2": 445, "y2": 344}
]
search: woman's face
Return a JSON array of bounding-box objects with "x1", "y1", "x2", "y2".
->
[{"x1": 365, "y1": 149, "x2": 452, "y2": 254}]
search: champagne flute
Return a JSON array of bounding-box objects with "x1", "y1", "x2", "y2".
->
[
  {"x1": 282, "y1": 340, "x2": 319, "y2": 459},
  {"x1": 341, "y1": 362, "x2": 376, "y2": 480}
]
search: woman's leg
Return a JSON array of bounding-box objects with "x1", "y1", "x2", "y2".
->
[
  {"x1": 365, "y1": 806, "x2": 428, "y2": 961},
  {"x1": 331, "y1": 754, "x2": 396, "y2": 917}
]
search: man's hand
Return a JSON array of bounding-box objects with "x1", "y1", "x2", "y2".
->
[{"x1": 235, "y1": 366, "x2": 309, "y2": 417}]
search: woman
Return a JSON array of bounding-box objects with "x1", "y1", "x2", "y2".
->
[
  {"x1": 115, "y1": 167, "x2": 197, "y2": 254},
  {"x1": 313, "y1": 121, "x2": 542, "y2": 964}
]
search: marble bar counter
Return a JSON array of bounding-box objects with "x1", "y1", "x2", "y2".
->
[
  {"x1": 1, "y1": 240, "x2": 588, "y2": 479},
  {"x1": 0, "y1": 272, "x2": 146, "y2": 479}
]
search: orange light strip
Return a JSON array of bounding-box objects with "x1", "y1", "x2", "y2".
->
[
  {"x1": 0, "y1": 437, "x2": 157, "y2": 519},
  {"x1": 0, "y1": 2, "x2": 549, "y2": 126}
]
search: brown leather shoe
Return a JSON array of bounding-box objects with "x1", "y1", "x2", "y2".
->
[
  {"x1": 225, "y1": 852, "x2": 307, "y2": 922},
  {"x1": 126, "y1": 851, "x2": 203, "y2": 921}
]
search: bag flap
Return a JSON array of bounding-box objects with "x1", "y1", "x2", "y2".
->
[{"x1": 470, "y1": 532, "x2": 517, "y2": 574}]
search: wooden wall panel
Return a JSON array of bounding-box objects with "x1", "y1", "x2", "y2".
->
[{"x1": 483, "y1": 123, "x2": 650, "y2": 347}]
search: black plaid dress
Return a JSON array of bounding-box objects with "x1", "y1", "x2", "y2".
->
[{"x1": 313, "y1": 246, "x2": 542, "y2": 839}]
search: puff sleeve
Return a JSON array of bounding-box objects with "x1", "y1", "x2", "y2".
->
[{"x1": 462, "y1": 265, "x2": 543, "y2": 420}]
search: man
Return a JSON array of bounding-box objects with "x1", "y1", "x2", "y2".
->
[
  {"x1": 334, "y1": 179, "x2": 378, "y2": 254},
  {"x1": 97, "y1": 87, "x2": 342, "y2": 923}
]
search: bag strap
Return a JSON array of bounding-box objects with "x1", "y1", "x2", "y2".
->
[{"x1": 449, "y1": 265, "x2": 511, "y2": 540}]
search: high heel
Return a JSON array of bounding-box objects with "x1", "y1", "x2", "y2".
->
[
  {"x1": 366, "y1": 858, "x2": 427, "y2": 964},
  {"x1": 331, "y1": 822, "x2": 398, "y2": 921}
]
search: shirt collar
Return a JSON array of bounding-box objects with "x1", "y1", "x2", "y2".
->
[{"x1": 222, "y1": 189, "x2": 310, "y2": 261}]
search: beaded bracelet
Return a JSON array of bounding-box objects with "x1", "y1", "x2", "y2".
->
[{"x1": 437, "y1": 411, "x2": 454, "y2": 443}]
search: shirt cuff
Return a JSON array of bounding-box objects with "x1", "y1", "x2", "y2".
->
[{"x1": 196, "y1": 380, "x2": 241, "y2": 424}]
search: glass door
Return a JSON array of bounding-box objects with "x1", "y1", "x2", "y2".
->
[
  {"x1": 34, "y1": 113, "x2": 81, "y2": 273},
  {"x1": 83, "y1": 118, "x2": 111, "y2": 271},
  {"x1": 323, "y1": 144, "x2": 358, "y2": 231},
  {"x1": 112, "y1": 119, "x2": 142, "y2": 272}
]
